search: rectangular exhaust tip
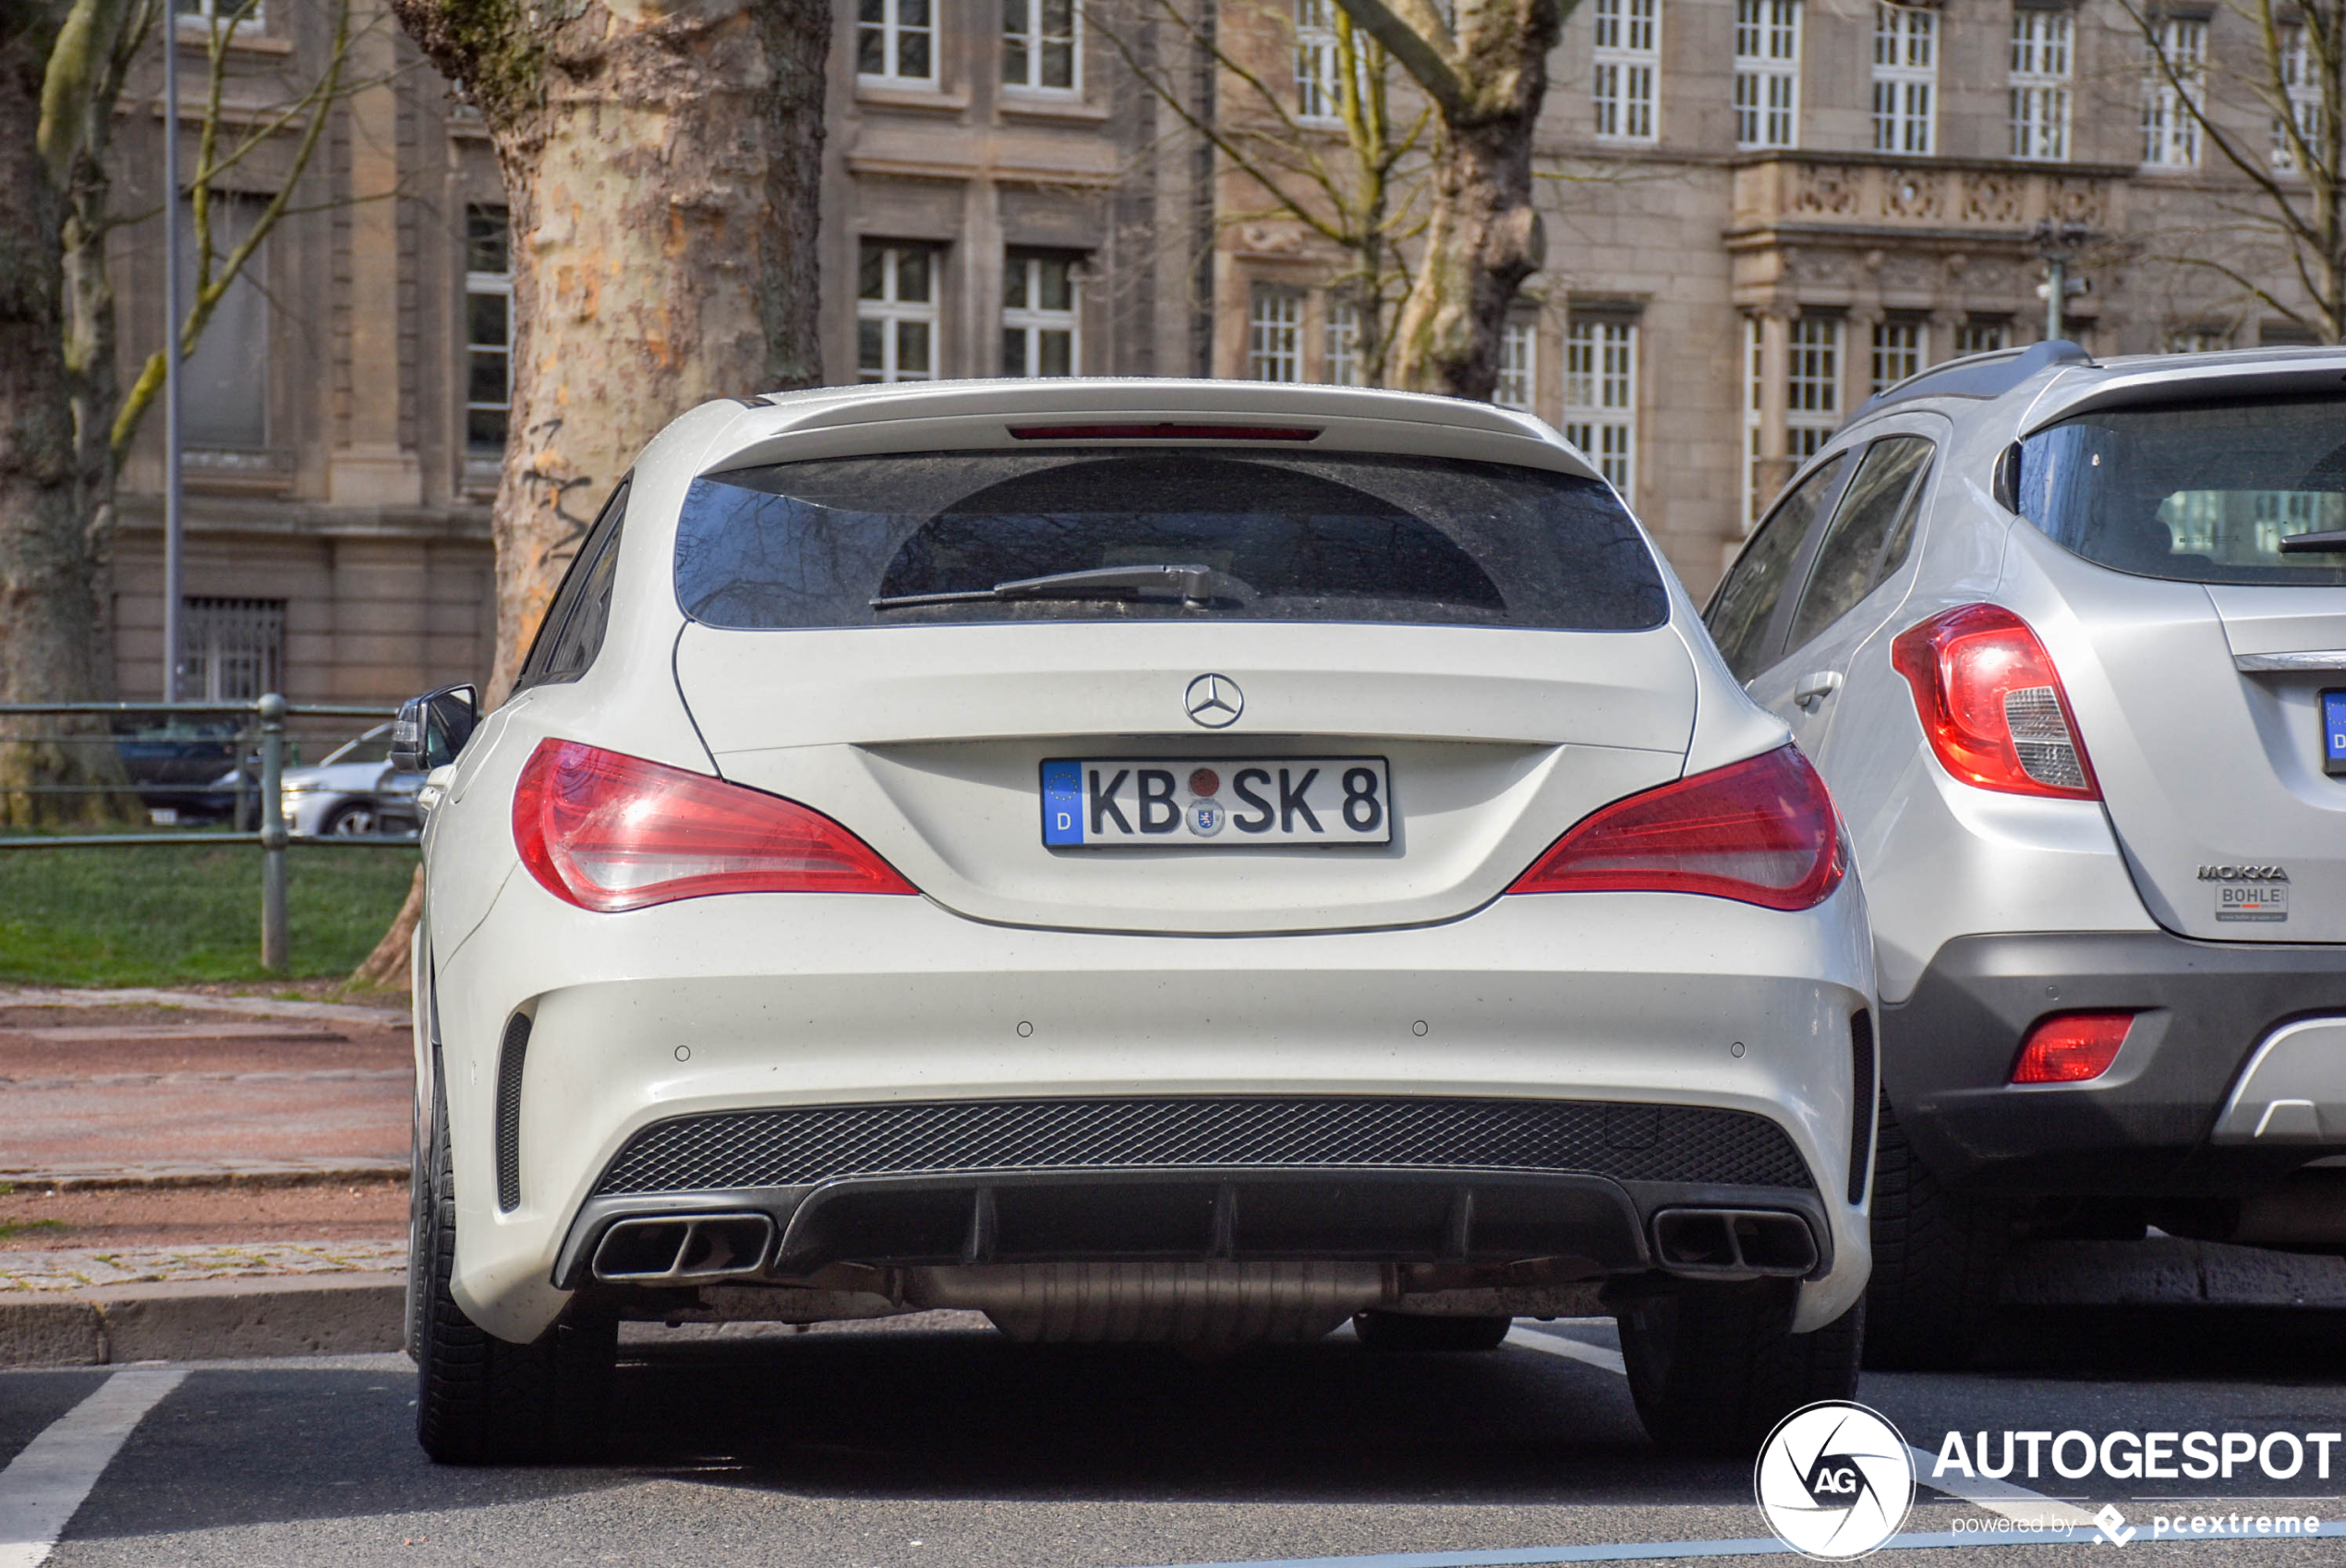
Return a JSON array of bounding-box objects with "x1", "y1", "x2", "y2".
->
[
  {"x1": 591, "y1": 1213, "x2": 776, "y2": 1283},
  {"x1": 1651, "y1": 1208, "x2": 1819, "y2": 1279}
]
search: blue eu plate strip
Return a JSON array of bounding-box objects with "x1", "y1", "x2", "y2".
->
[
  {"x1": 1041, "y1": 760, "x2": 1084, "y2": 845},
  {"x1": 2323, "y1": 690, "x2": 2346, "y2": 766}
]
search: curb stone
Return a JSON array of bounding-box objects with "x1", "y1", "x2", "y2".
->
[
  {"x1": 0, "y1": 1160, "x2": 409, "y2": 1191},
  {"x1": 0, "y1": 1272, "x2": 405, "y2": 1367},
  {"x1": 0, "y1": 986, "x2": 408, "y2": 1030}
]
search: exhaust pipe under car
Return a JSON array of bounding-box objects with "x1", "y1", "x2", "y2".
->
[
  {"x1": 589, "y1": 1213, "x2": 776, "y2": 1283},
  {"x1": 1650, "y1": 1208, "x2": 1820, "y2": 1278}
]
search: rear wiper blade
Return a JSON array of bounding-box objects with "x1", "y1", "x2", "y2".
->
[
  {"x1": 2279, "y1": 529, "x2": 2346, "y2": 554},
  {"x1": 872, "y1": 564, "x2": 1236, "y2": 610}
]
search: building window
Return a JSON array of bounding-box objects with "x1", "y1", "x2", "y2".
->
[
  {"x1": 175, "y1": 0, "x2": 264, "y2": 30},
  {"x1": 1250, "y1": 287, "x2": 1303, "y2": 380},
  {"x1": 1743, "y1": 316, "x2": 1766, "y2": 526},
  {"x1": 2165, "y1": 328, "x2": 2229, "y2": 354},
  {"x1": 1003, "y1": 251, "x2": 1079, "y2": 376},
  {"x1": 1872, "y1": 2, "x2": 1935, "y2": 155},
  {"x1": 1955, "y1": 318, "x2": 2009, "y2": 356},
  {"x1": 2275, "y1": 24, "x2": 2321, "y2": 173},
  {"x1": 1295, "y1": 0, "x2": 1342, "y2": 122},
  {"x1": 1564, "y1": 319, "x2": 1637, "y2": 500},
  {"x1": 2008, "y1": 9, "x2": 2071, "y2": 161},
  {"x1": 2142, "y1": 18, "x2": 2206, "y2": 167},
  {"x1": 180, "y1": 598, "x2": 284, "y2": 703},
  {"x1": 858, "y1": 0, "x2": 932, "y2": 82},
  {"x1": 1870, "y1": 319, "x2": 1924, "y2": 394},
  {"x1": 1324, "y1": 296, "x2": 1360, "y2": 385},
  {"x1": 1495, "y1": 320, "x2": 1538, "y2": 410},
  {"x1": 1591, "y1": 0, "x2": 1659, "y2": 141},
  {"x1": 1786, "y1": 316, "x2": 1840, "y2": 463},
  {"x1": 1734, "y1": 0, "x2": 1800, "y2": 150},
  {"x1": 464, "y1": 205, "x2": 511, "y2": 461},
  {"x1": 178, "y1": 193, "x2": 269, "y2": 451},
  {"x1": 1003, "y1": 0, "x2": 1076, "y2": 90},
  {"x1": 857, "y1": 242, "x2": 937, "y2": 382}
]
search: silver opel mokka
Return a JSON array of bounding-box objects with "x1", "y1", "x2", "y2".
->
[{"x1": 1708, "y1": 341, "x2": 2346, "y2": 1369}]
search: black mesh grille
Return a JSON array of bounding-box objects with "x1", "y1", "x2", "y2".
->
[
  {"x1": 1848, "y1": 1010, "x2": 1877, "y2": 1206},
  {"x1": 594, "y1": 1096, "x2": 1813, "y2": 1196},
  {"x1": 494, "y1": 1014, "x2": 532, "y2": 1212}
]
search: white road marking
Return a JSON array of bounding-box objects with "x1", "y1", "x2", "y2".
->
[
  {"x1": 0, "y1": 1369, "x2": 185, "y2": 1568},
  {"x1": 1506, "y1": 1325, "x2": 1626, "y2": 1376},
  {"x1": 1506, "y1": 1322, "x2": 2090, "y2": 1528}
]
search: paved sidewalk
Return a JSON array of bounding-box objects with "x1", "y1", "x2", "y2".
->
[{"x1": 0, "y1": 1240, "x2": 407, "y2": 1294}]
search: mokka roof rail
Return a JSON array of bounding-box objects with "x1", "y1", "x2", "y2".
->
[{"x1": 1851, "y1": 338, "x2": 2097, "y2": 422}]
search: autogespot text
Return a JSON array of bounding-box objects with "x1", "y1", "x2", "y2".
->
[{"x1": 1933, "y1": 1429, "x2": 2345, "y2": 1482}]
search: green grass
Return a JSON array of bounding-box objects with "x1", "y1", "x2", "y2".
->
[{"x1": 0, "y1": 843, "x2": 419, "y2": 986}]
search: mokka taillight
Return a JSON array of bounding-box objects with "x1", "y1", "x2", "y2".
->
[
  {"x1": 512, "y1": 740, "x2": 916, "y2": 911},
  {"x1": 1890, "y1": 603, "x2": 2099, "y2": 801}
]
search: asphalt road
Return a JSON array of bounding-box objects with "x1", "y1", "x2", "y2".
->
[{"x1": 7, "y1": 1306, "x2": 2346, "y2": 1568}]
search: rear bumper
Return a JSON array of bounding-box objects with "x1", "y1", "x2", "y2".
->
[
  {"x1": 430, "y1": 883, "x2": 1876, "y2": 1342},
  {"x1": 1881, "y1": 930, "x2": 2346, "y2": 1194}
]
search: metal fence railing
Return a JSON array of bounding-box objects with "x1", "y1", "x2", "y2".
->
[{"x1": 0, "y1": 695, "x2": 413, "y2": 971}]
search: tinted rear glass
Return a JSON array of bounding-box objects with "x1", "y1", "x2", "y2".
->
[
  {"x1": 674, "y1": 451, "x2": 1668, "y2": 632},
  {"x1": 2016, "y1": 396, "x2": 2346, "y2": 585}
]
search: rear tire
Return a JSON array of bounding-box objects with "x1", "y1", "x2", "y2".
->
[
  {"x1": 1617, "y1": 1281, "x2": 1863, "y2": 1456},
  {"x1": 414, "y1": 1070, "x2": 614, "y2": 1465},
  {"x1": 1352, "y1": 1311, "x2": 1512, "y2": 1352},
  {"x1": 1862, "y1": 1105, "x2": 2012, "y2": 1371}
]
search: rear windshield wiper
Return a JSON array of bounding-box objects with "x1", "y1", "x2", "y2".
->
[
  {"x1": 2279, "y1": 529, "x2": 2346, "y2": 554},
  {"x1": 871, "y1": 564, "x2": 1244, "y2": 610}
]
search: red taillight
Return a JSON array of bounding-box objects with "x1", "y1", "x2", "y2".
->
[
  {"x1": 2010, "y1": 1012, "x2": 2132, "y2": 1084},
  {"x1": 1890, "y1": 604, "x2": 2098, "y2": 801},
  {"x1": 512, "y1": 741, "x2": 915, "y2": 911},
  {"x1": 1506, "y1": 746, "x2": 1846, "y2": 911}
]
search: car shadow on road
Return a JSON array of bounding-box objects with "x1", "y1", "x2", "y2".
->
[
  {"x1": 606, "y1": 1321, "x2": 1729, "y2": 1507},
  {"x1": 1972, "y1": 1305, "x2": 2346, "y2": 1382}
]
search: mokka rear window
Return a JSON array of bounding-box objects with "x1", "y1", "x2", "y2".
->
[{"x1": 672, "y1": 450, "x2": 1669, "y2": 633}]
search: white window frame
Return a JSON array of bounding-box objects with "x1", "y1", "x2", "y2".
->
[
  {"x1": 2164, "y1": 328, "x2": 2229, "y2": 354},
  {"x1": 175, "y1": 0, "x2": 265, "y2": 32},
  {"x1": 1564, "y1": 318, "x2": 1638, "y2": 501},
  {"x1": 1743, "y1": 316, "x2": 1766, "y2": 527},
  {"x1": 1954, "y1": 319, "x2": 2009, "y2": 356},
  {"x1": 2275, "y1": 23, "x2": 2322, "y2": 174},
  {"x1": 1002, "y1": 251, "x2": 1081, "y2": 376},
  {"x1": 2142, "y1": 18, "x2": 2206, "y2": 168},
  {"x1": 1002, "y1": 0, "x2": 1078, "y2": 93},
  {"x1": 1872, "y1": 2, "x2": 1936, "y2": 155},
  {"x1": 1786, "y1": 317, "x2": 1840, "y2": 465},
  {"x1": 1250, "y1": 287, "x2": 1303, "y2": 381},
  {"x1": 1734, "y1": 0, "x2": 1801, "y2": 151},
  {"x1": 857, "y1": 242, "x2": 938, "y2": 383},
  {"x1": 2008, "y1": 9, "x2": 2072, "y2": 162},
  {"x1": 1591, "y1": 0, "x2": 1660, "y2": 142},
  {"x1": 1496, "y1": 319, "x2": 1538, "y2": 410},
  {"x1": 1870, "y1": 319, "x2": 1925, "y2": 394},
  {"x1": 180, "y1": 597, "x2": 284, "y2": 704},
  {"x1": 1295, "y1": 0, "x2": 1343, "y2": 124},
  {"x1": 1323, "y1": 296, "x2": 1360, "y2": 385},
  {"x1": 858, "y1": 0, "x2": 934, "y2": 85}
]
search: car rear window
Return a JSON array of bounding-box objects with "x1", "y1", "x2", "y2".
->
[
  {"x1": 673, "y1": 450, "x2": 1669, "y2": 632},
  {"x1": 2015, "y1": 396, "x2": 2346, "y2": 585}
]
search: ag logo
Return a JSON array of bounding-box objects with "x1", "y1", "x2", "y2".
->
[{"x1": 1754, "y1": 1401, "x2": 1915, "y2": 1559}]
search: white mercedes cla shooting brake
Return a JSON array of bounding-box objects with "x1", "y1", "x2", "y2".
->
[{"x1": 395, "y1": 380, "x2": 1878, "y2": 1464}]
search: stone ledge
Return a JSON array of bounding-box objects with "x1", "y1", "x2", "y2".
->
[{"x1": 0, "y1": 1272, "x2": 405, "y2": 1368}]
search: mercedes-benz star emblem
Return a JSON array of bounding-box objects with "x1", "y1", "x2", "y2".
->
[{"x1": 1183, "y1": 673, "x2": 1243, "y2": 729}]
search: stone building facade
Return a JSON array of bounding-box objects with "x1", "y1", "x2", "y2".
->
[{"x1": 98, "y1": 0, "x2": 2325, "y2": 710}]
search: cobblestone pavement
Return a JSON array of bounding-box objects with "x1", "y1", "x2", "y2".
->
[{"x1": 0, "y1": 1240, "x2": 408, "y2": 1294}]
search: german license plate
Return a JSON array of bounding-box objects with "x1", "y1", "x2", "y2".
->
[
  {"x1": 1041, "y1": 758, "x2": 1391, "y2": 847},
  {"x1": 2324, "y1": 689, "x2": 2346, "y2": 778}
]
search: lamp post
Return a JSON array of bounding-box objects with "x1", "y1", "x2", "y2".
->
[
  {"x1": 161, "y1": 4, "x2": 185, "y2": 702},
  {"x1": 2030, "y1": 218, "x2": 2093, "y2": 344}
]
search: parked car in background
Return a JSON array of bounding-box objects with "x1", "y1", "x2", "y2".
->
[
  {"x1": 236, "y1": 723, "x2": 423, "y2": 838},
  {"x1": 397, "y1": 379, "x2": 1880, "y2": 1465},
  {"x1": 1708, "y1": 341, "x2": 2346, "y2": 1369},
  {"x1": 115, "y1": 721, "x2": 244, "y2": 822}
]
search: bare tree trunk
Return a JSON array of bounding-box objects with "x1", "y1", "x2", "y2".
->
[
  {"x1": 61, "y1": 137, "x2": 120, "y2": 702},
  {"x1": 0, "y1": 0, "x2": 124, "y2": 827},
  {"x1": 366, "y1": 0, "x2": 828, "y2": 987},
  {"x1": 1387, "y1": 109, "x2": 1542, "y2": 399}
]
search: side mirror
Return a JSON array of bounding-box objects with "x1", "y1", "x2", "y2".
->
[{"x1": 389, "y1": 684, "x2": 480, "y2": 773}]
